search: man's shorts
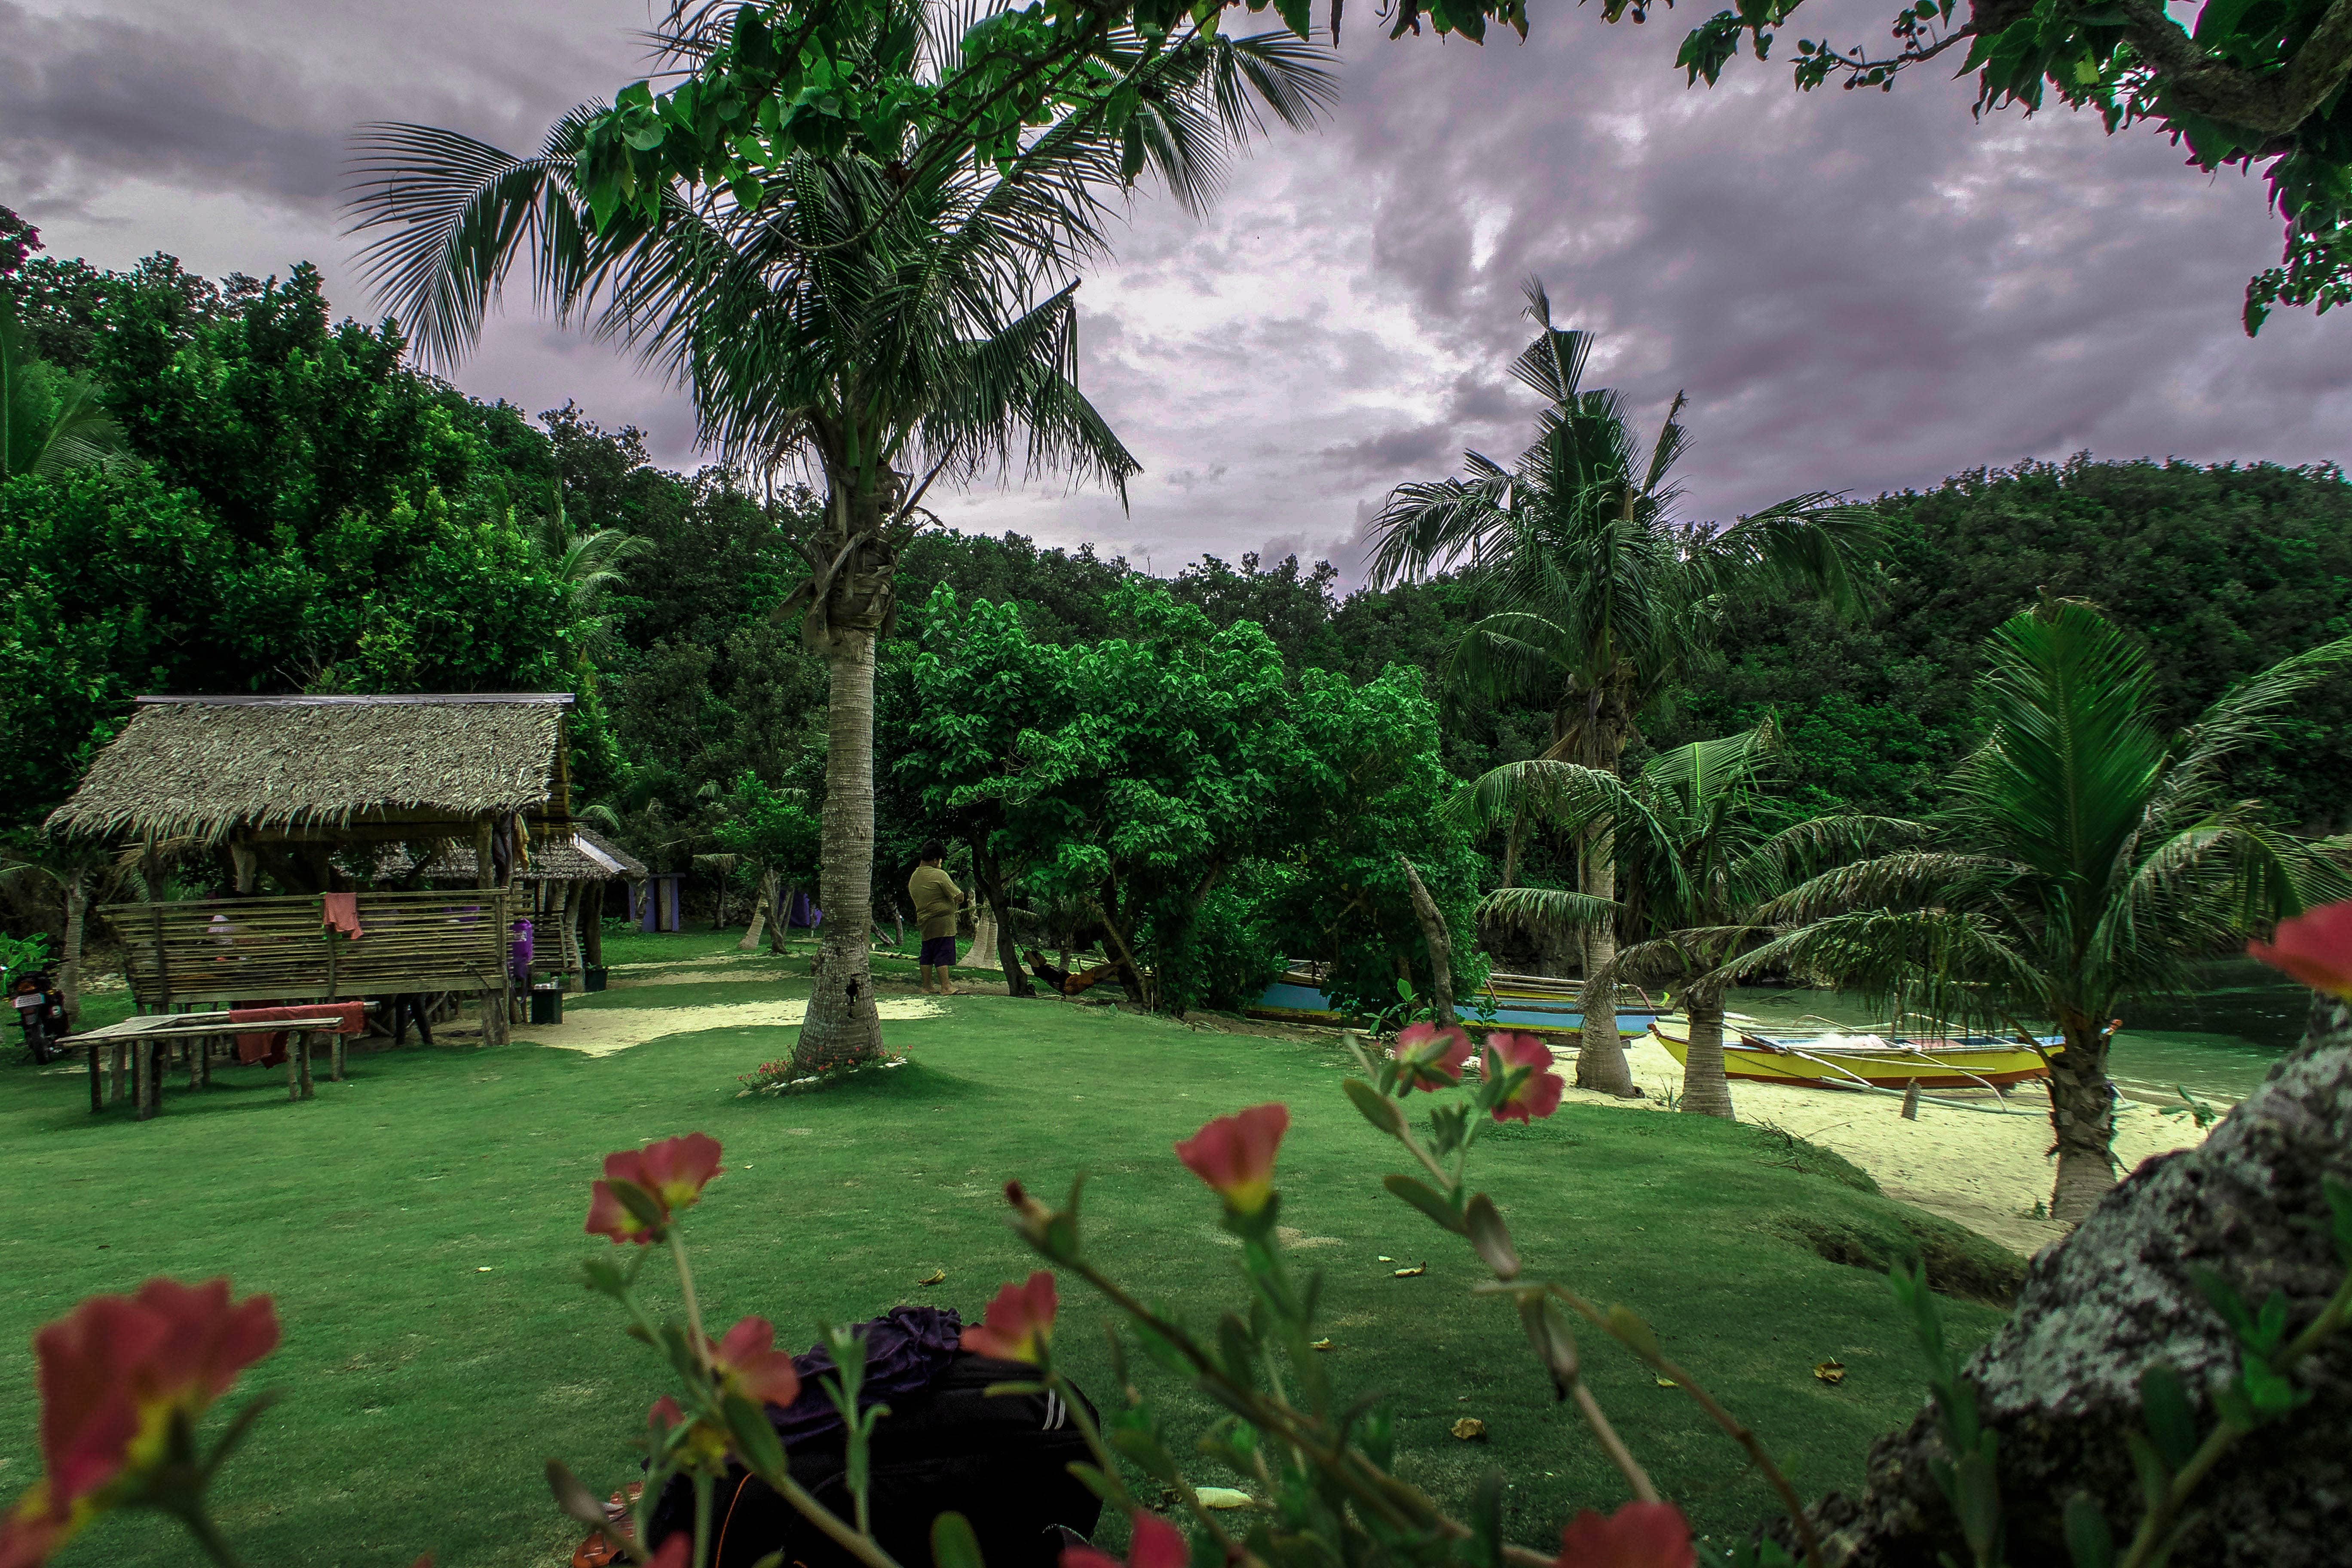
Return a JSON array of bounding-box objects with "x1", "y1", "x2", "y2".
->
[{"x1": 919, "y1": 935, "x2": 959, "y2": 968}]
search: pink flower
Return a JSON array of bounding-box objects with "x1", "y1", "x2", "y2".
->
[
  {"x1": 646, "y1": 1536, "x2": 690, "y2": 1568},
  {"x1": 646, "y1": 1395, "x2": 687, "y2": 1433},
  {"x1": 2248, "y1": 900, "x2": 2352, "y2": 999},
  {"x1": 0, "y1": 1279, "x2": 279, "y2": 1568},
  {"x1": 1063, "y1": 1509, "x2": 1189, "y2": 1568},
  {"x1": 1484, "y1": 1033, "x2": 1565, "y2": 1124},
  {"x1": 585, "y1": 1133, "x2": 724, "y2": 1244},
  {"x1": 707, "y1": 1317, "x2": 801, "y2": 1408},
  {"x1": 1553, "y1": 1501, "x2": 1695, "y2": 1568},
  {"x1": 1173, "y1": 1103, "x2": 1290, "y2": 1214},
  {"x1": 1394, "y1": 1022, "x2": 1474, "y2": 1092},
  {"x1": 961, "y1": 1271, "x2": 1058, "y2": 1364}
]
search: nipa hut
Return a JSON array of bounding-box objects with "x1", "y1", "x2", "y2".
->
[
  {"x1": 47, "y1": 694, "x2": 577, "y2": 1030},
  {"x1": 48, "y1": 692, "x2": 577, "y2": 886}
]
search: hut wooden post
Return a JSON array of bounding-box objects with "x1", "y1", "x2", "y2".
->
[{"x1": 582, "y1": 882, "x2": 605, "y2": 968}]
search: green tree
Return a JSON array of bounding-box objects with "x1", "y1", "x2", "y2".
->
[
  {"x1": 1737, "y1": 599, "x2": 2351, "y2": 1218},
  {"x1": 1368, "y1": 280, "x2": 1878, "y2": 1097},
  {"x1": 714, "y1": 771, "x2": 822, "y2": 951},
  {"x1": 348, "y1": 0, "x2": 1329, "y2": 1069}
]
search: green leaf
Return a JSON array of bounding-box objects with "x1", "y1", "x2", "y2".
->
[
  {"x1": 2061, "y1": 1492, "x2": 2115, "y2": 1568},
  {"x1": 1274, "y1": 0, "x2": 1314, "y2": 36},
  {"x1": 2137, "y1": 1363, "x2": 2199, "y2": 1471},
  {"x1": 932, "y1": 1511, "x2": 987, "y2": 1568},
  {"x1": 544, "y1": 1458, "x2": 607, "y2": 1528},
  {"x1": 1382, "y1": 1172, "x2": 1467, "y2": 1234},
  {"x1": 1464, "y1": 1193, "x2": 1520, "y2": 1279},
  {"x1": 721, "y1": 1391, "x2": 788, "y2": 1478},
  {"x1": 1517, "y1": 1293, "x2": 1580, "y2": 1396},
  {"x1": 2324, "y1": 1176, "x2": 2352, "y2": 1265},
  {"x1": 1605, "y1": 1303, "x2": 1661, "y2": 1362},
  {"x1": 1468, "y1": 1469, "x2": 1506, "y2": 1568},
  {"x1": 1343, "y1": 1076, "x2": 1409, "y2": 1138}
]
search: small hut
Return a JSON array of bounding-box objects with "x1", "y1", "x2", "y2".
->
[
  {"x1": 47, "y1": 693, "x2": 576, "y2": 1027},
  {"x1": 408, "y1": 827, "x2": 646, "y2": 979}
]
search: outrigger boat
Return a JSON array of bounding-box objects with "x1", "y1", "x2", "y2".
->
[
  {"x1": 1647, "y1": 1013, "x2": 2058, "y2": 1094},
  {"x1": 1249, "y1": 968, "x2": 1666, "y2": 1040}
]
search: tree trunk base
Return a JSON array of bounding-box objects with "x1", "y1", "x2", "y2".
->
[{"x1": 1803, "y1": 992, "x2": 2352, "y2": 1568}]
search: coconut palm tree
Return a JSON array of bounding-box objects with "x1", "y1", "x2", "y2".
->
[
  {"x1": 1462, "y1": 720, "x2": 1898, "y2": 1119},
  {"x1": 1, "y1": 295, "x2": 127, "y2": 481},
  {"x1": 1732, "y1": 599, "x2": 2352, "y2": 1219},
  {"x1": 1367, "y1": 279, "x2": 1881, "y2": 1096},
  {"x1": 534, "y1": 498, "x2": 648, "y2": 666},
  {"x1": 346, "y1": 3, "x2": 1330, "y2": 1069}
]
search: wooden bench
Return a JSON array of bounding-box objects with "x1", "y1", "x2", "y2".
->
[{"x1": 75, "y1": 1010, "x2": 351, "y2": 1121}]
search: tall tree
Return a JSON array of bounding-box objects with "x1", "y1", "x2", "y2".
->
[
  {"x1": 348, "y1": 0, "x2": 1329, "y2": 1070},
  {"x1": 1366, "y1": 279, "x2": 1878, "y2": 1097},
  {"x1": 1736, "y1": 599, "x2": 2352, "y2": 1218}
]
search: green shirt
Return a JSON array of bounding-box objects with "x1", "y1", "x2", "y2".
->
[{"x1": 908, "y1": 864, "x2": 962, "y2": 939}]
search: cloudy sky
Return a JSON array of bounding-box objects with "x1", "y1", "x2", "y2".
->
[{"x1": 9, "y1": 0, "x2": 2344, "y2": 582}]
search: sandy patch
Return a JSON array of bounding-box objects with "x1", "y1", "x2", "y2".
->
[
  {"x1": 1564, "y1": 1034, "x2": 2206, "y2": 1258},
  {"x1": 518, "y1": 997, "x2": 948, "y2": 1058}
]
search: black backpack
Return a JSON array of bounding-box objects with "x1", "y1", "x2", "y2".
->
[{"x1": 649, "y1": 1352, "x2": 1102, "y2": 1568}]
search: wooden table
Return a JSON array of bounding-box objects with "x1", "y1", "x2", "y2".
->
[{"x1": 75, "y1": 1011, "x2": 351, "y2": 1120}]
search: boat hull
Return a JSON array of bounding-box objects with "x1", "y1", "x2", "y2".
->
[
  {"x1": 1648, "y1": 1020, "x2": 2051, "y2": 1090},
  {"x1": 1248, "y1": 977, "x2": 1658, "y2": 1038}
]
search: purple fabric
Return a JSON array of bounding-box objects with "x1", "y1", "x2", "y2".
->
[
  {"x1": 511, "y1": 919, "x2": 534, "y2": 979},
  {"x1": 772, "y1": 1305, "x2": 964, "y2": 1446},
  {"x1": 919, "y1": 934, "x2": 958, "y2": 968},
  {"x1": 789, "y1": 891, "x2": 823, "y2": 929}
]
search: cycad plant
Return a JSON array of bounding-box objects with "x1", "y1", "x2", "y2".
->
[
  {"x1": 1736, "y1": 599, "x2": 2352, "y2": 1219},
  {"x1": 1368, "y1": 279, "x2": 1880, "y2": 1096},
  {"x1": 346, "y1": 0, "x2": 1330, "y2": 1068},
  {"x1": 1462, "y1": 720, "x2": 1890, "y2": 1119}
]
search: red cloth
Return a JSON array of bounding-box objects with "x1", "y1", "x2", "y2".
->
[
  {"x1": 322, "y1": 893, "x2": 364, "y2": 940},
  {"x1": 230, "y1": 1001, "x2": 364, "y2": 1065}
]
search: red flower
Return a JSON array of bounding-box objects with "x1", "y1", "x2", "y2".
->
[
  {"x1": 2248, "y1": 900, "x2": 2352, "y2": 1000},
  {"x1": 0, "y1": 1279, "x2": 278, "y2": 1568},
  {"x1": 647, "y1": 1395, "x2": 687, "y2": 1433},
  {"x1": 1393, "y1": 1022, "x2": 1474, "y2": 1092},
  {"x1": 646, "y1": 1536, "x2": 690, "y2": 1568},
  {"x1": 1174, "y1": 1103, "x2": 1290, "y2": 1215},
  {"x1": 1062, "y1": 1509, "x2": 1189, "y2": 1568},
  {"x1": 1484, "y1": 1033, "x2": 1565, "y2": 1124},
  {"x1": 1553, "y1": 1501, "x2": 1694, "y2": 1568},
  {"x1": 960, "y1": 1271, "x2": 1058, "y2": 1364},
  {"x1": 707, "y1": 1317, "x2": 802, "y2": 1408},
  {"x1": 585, "y1": 1133, "x2": 724, "y2": 1244}
]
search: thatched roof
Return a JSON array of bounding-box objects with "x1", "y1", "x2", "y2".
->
[
  {"x1": 47, "y1": 694, "x2": 574, "y2": 843},
  {"x1": 402, "y1": 827, "x2": 647, "y2": 883}
]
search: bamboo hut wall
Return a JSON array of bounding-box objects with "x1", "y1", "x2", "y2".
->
[{"x1": 100, "y1": 891, "x2": 513, "y2": 1008}]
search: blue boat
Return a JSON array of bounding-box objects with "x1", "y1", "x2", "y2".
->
[{"x1": 1249, "y1": 971, "x2": 1661, "y2": 1039}]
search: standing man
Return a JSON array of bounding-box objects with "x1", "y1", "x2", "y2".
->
[{"x1": 907, "y1": 841, "x2": 965, "y2": 996}]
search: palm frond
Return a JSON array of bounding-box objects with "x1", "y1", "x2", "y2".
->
[
  {"x1": 1477, "y1": 884, "x2": 1620, "y2": 939},
  {"x1": 1758, "y1": 851, "x2": 2019, "y2": 925},
  {"x1": 1711, "y1": 908, "x2": 2049, "y2": 1026}
]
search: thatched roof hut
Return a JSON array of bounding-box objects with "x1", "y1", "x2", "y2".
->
[{"x1": 46, "y1": 694, "x2": 574, "y2": 846}]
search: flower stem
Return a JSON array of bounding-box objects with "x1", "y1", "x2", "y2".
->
[
  {"x1": 1569, "y1": 1381, "x2": 1660, "y2": 1503},
  {"x1": 691, "y1": 1471, "x2": 714, "y2": 1568},
  {"x1": 667, "y1": 1229, "x2": 710, "y2": 1375},
  {"x1": 166, "y1": 1504, "x2": 249, "y2": 1568}
]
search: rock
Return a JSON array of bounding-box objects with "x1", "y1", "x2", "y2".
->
[{"x1": 1810, "y1": 992, "x2": 2352, "y2": 1567}]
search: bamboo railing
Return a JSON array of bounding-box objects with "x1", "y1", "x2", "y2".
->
[{"x1": 100, "y1": 891, "x2": 513, "y2": 1010}]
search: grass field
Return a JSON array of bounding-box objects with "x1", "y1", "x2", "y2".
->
[{"x1": 0, "y1": 929, "x2": 2015, "y2": 1566}]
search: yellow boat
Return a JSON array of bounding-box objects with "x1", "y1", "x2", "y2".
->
[{"x1": 1648, "y1": 1014, "x2": 2054, "y2": 1092}]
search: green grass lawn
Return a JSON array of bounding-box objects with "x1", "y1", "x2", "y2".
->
[{"x1": 0, "y1": 930, "x2": 2012, "y2": 1566}]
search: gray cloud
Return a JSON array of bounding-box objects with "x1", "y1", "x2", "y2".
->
[{"x1": 10, "y1": 0, "x2": 2349, "y2": 586}]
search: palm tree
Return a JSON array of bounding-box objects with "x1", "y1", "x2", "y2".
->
[
  {"x1": 1733, "y1": 599, "x2": 2352, "y2": 1219},
  {"x1": 1462, "y1": 720, "x2": 1894, "y2": 1119},
  {"x1": 534, "y1": 498, "x2": 648, "y2": 667},
  {"x1": 1, "y1": 295, "x2": 127, "y2": 481},
  {"x1": 346, "y1": 3, "x2": 1330, "y2": 1069},
  {"x1": 1367, "y1": 280, "x2": 1880, "y2": 1097}
]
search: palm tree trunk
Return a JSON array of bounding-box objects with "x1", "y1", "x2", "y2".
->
[
  {"x1": 794, "y1": 631, "x2": 885, "y2": 1072},
  {"x1": 1679, "y1": 986, "x2": 1735, "y2": 1119},
  {"x1": 1575, "y1": 824, "x2": 1636, "y2": 1095},
  {"x1": 61, "y1": 869, "x2": 87, "y2": 1024},
  {"x1": 740, "y1": 869, "x2": 779, "y2": 951},
  {"x1": 2048, "y1": 1014, "x2": 2117, "y2": 1221}
]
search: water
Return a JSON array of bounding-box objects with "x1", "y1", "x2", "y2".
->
[{"x1": 1720, "y1": 959, "x2": 2309, "y2": 1107}]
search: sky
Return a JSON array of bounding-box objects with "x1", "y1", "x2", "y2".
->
[{"x1": 9, "y1": 0, "x2": 2347, "y2": 584}]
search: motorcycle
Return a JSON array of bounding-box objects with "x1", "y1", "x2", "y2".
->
[{"x1": 8, "y1": 968, "x2": 70, "y2": 1065}]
